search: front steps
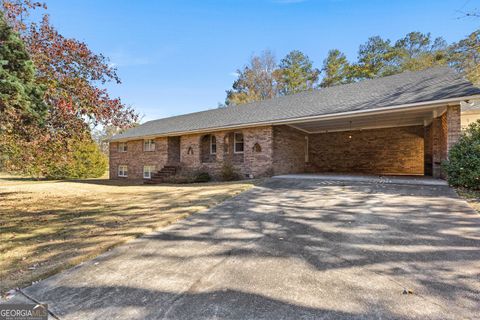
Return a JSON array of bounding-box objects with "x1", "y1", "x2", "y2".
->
[{"x1": 144, "y1": 165, "x2": 178, "y2": 184}]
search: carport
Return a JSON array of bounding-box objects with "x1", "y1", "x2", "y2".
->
[{"x1": 273, "y1": 101, "x2": 461, "y2": 178}]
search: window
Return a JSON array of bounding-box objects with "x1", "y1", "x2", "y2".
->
[
  {"x1": 144, "y1": 139, "x2": 155, "y2": 152},
  {"x1": 143, "y1": 165, "x2": 155, "y2": 179},
  {"x1": 117, "y1": 142, "x2": 127, "y2": 152},
  {"x1": 234, "y1": 132, "x2": 244, "y2": 153},
  {"x1": 118, "y1": 165, "x2": 128, "y2": 177},
  {"x1": 210, "y1": 135, "x2": 217, "y2": 154}
]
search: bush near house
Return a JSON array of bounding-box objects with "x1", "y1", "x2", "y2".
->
[
  {"x1": 47, "y1": 139, "x2": 108, "y2": 179},
  {"x1": 194, "y1": 172, "x2": 211, "y2": 183},
  {"x1": 221, "y1": 162, "x2": 240, "y2": 181},
  {"x1": 443, "y1": 120, "x2": 480, "y2": 189}
]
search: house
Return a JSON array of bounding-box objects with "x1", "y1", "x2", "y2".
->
[
  {"x1": 461, "y1": 100, "x2": 480, "y2": 130},
  {"x1": 109, "y1": 67, "x2": 480, "y2": 181}
]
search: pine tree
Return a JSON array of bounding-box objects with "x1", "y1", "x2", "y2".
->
[
  {"x1": 0, "y1": 11, "x2": 46, "y2": 170},
  {"x1": 277, "y1": 50, "x2": 319, "y2": 95},
  {"x1": 0, "y1": 11, "x2": 46, "y2": 132},
  {"x1": 320, "y1": 49, "x2": 352, "y2": 88}
]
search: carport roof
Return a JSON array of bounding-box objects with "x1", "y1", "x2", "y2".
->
[{"x1": 111, "y1": 67, "x2": 480, "y2": 141}]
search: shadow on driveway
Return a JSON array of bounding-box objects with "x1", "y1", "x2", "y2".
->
[{"x1": 7, "y1": 178, "x2": 480, "y2": 319}]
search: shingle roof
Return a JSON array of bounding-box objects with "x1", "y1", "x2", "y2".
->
[{"x1": 112, "y1": 67, "x2": 480, "y2": 141}]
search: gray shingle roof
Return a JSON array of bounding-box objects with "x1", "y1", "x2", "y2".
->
[{"x1": 112, "y1": 67, "x2": 480, "y2": 141}]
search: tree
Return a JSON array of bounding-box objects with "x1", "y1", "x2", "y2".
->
[
  {"x1": 1, "y1": 0, "x2": 139, "y2": 178},
  {"x1": 92, "y1": 125, "x2": 123, "y2": 155},
  {"x1": 46, "y1": 138, "x2": 108, "y2": 179},
  {"x1": 277, "y1": 50, "x2": 319, "y2": 95},
  {"x1": 443, "y1": 120, "x2": 480, "y2": 189},
  {"x1": 320, "y1": 49, "x2": 352, "y2": 88},
  {"x1": 352, "y1": 36, "x2": 399, "y2": 80},
  {"x1": 449, "y1": 29, "x2": 480, "y2": 85},
  {"x1": 394, "y1": 32, "x2": 448, "y2": 72},
  {"x1": 225, "y1": 50, "x2": 278, "y2": 105},
  {"x1": 0, "y1": 11, "x2": 47, "y2": 170}
]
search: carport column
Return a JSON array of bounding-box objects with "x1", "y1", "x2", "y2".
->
[
  {"x1": 431, "y1": 104, "x2": 461, "y2": 179},
  {"x1": 446, "y1": 105, "x2": 461, "y2": 154}
]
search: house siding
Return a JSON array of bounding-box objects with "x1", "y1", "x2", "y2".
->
[
  {"x1": 272, "y1": 125, "x2": 307, "y2": 175},
  {"x1": 429, "y1": 104, "x2": 461, "y2": 178},
  {"x1": 179, "y1": 126, "x2": 274, "y2": 179},
  {"x1": 109, "y1": 137, "x2": 169, "y2": 179}
]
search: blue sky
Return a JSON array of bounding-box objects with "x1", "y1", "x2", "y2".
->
[{"x1": 41, "y1": 0, "x2": 479, "y2": 122}]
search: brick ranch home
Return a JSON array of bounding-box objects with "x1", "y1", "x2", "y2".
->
[{"x1": 109, "y1": 67, "x2": 480, "y2": 181}]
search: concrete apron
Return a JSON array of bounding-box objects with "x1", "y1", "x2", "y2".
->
[{"x1": 273, "y1": 173, "x2": 448, "y2": 186}]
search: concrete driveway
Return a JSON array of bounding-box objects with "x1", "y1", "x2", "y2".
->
[{"x1": 6, "y1": 178, "x2": 480, "y2": 319}]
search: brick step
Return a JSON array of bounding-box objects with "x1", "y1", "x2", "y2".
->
[
  {"x1": 152, "y1": 172, "x2": 174, "y2": 178},
  {"x1": 152, "y1": 172, "x2": 171, "y2": 177},
  {"x1": 144, "y1": 165, "x2": 179, "y2": 184}
]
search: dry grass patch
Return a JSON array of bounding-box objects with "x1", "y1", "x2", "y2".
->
[
  {"x1": 0, "y1": 176, "x2": 254, "y2": 294},
  {"x1": 457, "y1": 187, "x2": 480, "y2": 213}
]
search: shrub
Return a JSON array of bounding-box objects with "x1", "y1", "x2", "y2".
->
[
  {"x1": 443, "y1": 120, "x2": 480, "y2": 189},
  {"x1": 47, "y1": 139, "x2": 107, "y2": 179},
  {"x1": 221, "y1": 162, "x2": 240, "y2": 181},
  {"x1": 194, "y1": 171, "x2": 211, "y2": 183}
]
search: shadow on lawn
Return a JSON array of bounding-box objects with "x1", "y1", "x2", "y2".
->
[{"x1": 0, "y1": 182, "x2": 251, "y2": 293}]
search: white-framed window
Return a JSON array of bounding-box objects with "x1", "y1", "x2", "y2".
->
[
  {"x1": 234, "y1": 132, "x2": 244, "y2": 153},
  {"x1": 143, "y1": 165, "x2": 155, "y2": 179},
  {"x1": 118, "y1": 165, "x2": 128, "y2": 177},
  {"x1": 210, "y1": 135, "x2": 217, "y2": 154},
  {"x1": 144, "y1": 139, "x2": 155, "y2": 152},
  {"x1": 117, "y1": 142, "x2": 127, "y2": 152}
]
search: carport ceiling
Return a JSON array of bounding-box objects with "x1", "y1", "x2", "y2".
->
[{"x1": 287, "y1": 106, "x2": 446, "y2": 133}]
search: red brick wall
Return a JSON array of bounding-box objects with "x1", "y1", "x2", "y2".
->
[
  {"x1": 424, "y1": 125, "x2": 433, "y2": 176},
  {"x1": 308, "y1": 126, "x2": 425, "y2": 175},
  {"x1": 447, "y1": 105, "x2": 461, "y2": 152},
  {"x1": 110, "y1": 110, "x2": 462, "y2": 179},
  {"x1": 109, "y1": 138, "x2": 169, "y2": 179},
  {"x1": 430, "y1": 104, "x2": 461, "y2": 178},
  {"x1": 179, "y1": 126, "x2": 274, "y2": 179},
  {"x1": 272, "y1": 125, "x2": 307, "y2": 175}
]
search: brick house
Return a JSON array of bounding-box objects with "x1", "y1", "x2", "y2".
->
[{"x1": 109, "y1": 67, "x2": 480, "y2": 181}]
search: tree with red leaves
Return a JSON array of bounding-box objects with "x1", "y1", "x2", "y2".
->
[{"x1": 1, "y1": 0, "x2": 138, "y2": 178}]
